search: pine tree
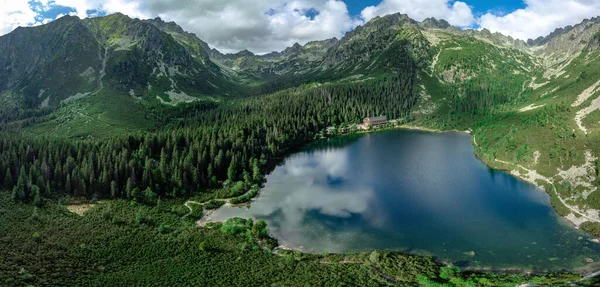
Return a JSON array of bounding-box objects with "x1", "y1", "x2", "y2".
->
[
  {"x1": 36, "y1": 176, "x2": 45, "y2": 196},
  {"x1": 45, "y1": 180, "x2": 51, "y2": 196},
  {"x1": 251, "y1": 159, "x2": 261, "y2": 183},
  {"x1": 110, "y1": 180, "x2": 118, "y2": 198},
  {"x1": 3, "y1": 168, "x2": 13, "y2": 188},
  {"x1": 132, "y1": 187, "x2": 141, "y2": 202},
  {"x1": 13, "y1": 167, "x2": 26, "y2": 201},
  {"x1": 12, "y1": 186, "x2": 19, "y2": 202},
  {"x1": 143, "y1": 187, "x2": 157, "y2": 204},
  {"x1": 227, "y1": 155, "x2": 239, "y2": 183},
  {"x1": 160, "y1": 148, "x2": 168, "y2": 183},
  {"x1": 65, "y1": 174, "x2": 72, "y2": 194},
  {"x1": 32, "y1": 185, "x2": 42, "y2": 207},
  {"x1": 143, "y1": 157, "x2": 152, "y2": 187},
  {"x1": 125, "y1": 178, "x2": 133, "y2": 199}
]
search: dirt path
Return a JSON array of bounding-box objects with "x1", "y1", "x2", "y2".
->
[
  {"x1": 581, "y1": 269, "x2": 600, "y2": 281},
  {"x1": 182, "y1": 200, "x2": 203, "y2": 220},
  {"x1": 217, "y1": 188, "x2": 255, "y2": 202},
  {"x1": 556, "y1": 192, "x2": 600, "y2": 224},
  {"x1": 182, "y1": 187, "x2": 255, "y2": 224}
]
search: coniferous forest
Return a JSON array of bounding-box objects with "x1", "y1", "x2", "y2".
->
[{"x1": 0, "y1": 75, "x2": 417, "y2": 204}]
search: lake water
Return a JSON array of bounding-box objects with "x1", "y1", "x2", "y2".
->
[{"x1": 211, "y1": 129, "x2": 600, "y2": 270}]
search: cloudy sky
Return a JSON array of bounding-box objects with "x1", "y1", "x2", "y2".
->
[{"x1": 2, "y1": 0, "x2": 600, "y2": 54}]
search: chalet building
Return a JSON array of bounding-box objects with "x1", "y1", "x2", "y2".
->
[{"x1": 363, "y1": 116, "x2": 388, "y2": 126}]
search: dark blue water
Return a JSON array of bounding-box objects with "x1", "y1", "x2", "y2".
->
[{"x1": 211, "y1": 130, "x2": 600, "y2": 270}]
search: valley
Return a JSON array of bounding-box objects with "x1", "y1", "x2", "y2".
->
[{"x1": 1, "y1": 10, "x2": 600, "y2": 286}]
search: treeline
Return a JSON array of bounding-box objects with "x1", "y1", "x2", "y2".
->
[
  {"x1": 0, "y1": 74, "x2": 417, "y2": 203},
  {"x1": 0, "y1": 106, "x2": 56, "y2": 131}
]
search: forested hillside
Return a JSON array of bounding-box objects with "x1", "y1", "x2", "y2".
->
[{"x1": 1, "y1": 75, "x2": 417, "y2": 206}]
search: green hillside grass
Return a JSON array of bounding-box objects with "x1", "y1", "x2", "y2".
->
[{"x1": 23, "y1": 93, "x2": 155, "y2": 139}]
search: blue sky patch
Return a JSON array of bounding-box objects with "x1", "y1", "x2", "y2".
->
[
  {"x1": 342, "y1": 0, "x2": 527, "y2": 18},
  {"x1": 29, "y1": 0, "x2": 75, "y2": 23}
]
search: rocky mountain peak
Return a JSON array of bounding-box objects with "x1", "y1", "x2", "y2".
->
[{"x1": 420, "y1": 17, "x2": 451, "y2": 29}]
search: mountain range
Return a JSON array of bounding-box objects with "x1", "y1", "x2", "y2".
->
[
  {"x1": 1, "y1": 12, "x2": 600, "y2": 231},
  {"x1": 1, "y1": 12, "x2": 599, "y2": 111}
]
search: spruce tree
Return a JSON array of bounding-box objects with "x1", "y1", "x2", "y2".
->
[
  {"x1": 4, "y1": 168, "x2": 13, "y2": 188},
  {"x1": 13, "y1": 167, "x2": 26, "y2": 201},
  {"x1": 32, "y1": 185, "x2": 42, "y2": 207},
  {"x1": 110, "y1": 180, "x2": 118, "y2": 198},
  {"x1": 227, "y1": 155, "x2": 239, "y2": 183},
  {"x1": 252, "y1": 159, "x2": 261, "y2": 183},
  {"x1": 65, "y1": 174, "x2": 72, "y2": 194}
]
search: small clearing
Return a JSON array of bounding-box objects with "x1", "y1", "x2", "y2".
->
[{"x1": 66, "y1": 203, "x2": 96, "y2": 216}]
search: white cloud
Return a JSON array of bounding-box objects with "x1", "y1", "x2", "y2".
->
[
  {"x1": 49, "y1": 0, "x2": 147, "y2": 18},
  {"x1": 2, "y1": 0, "x2": 600, "y2": 53},
  {"x1": 127, "y1": 0, "x2": 359, "y2": 53},
  {"x1": 0, "y1": 0, "x2": 358, "y2": 54},
  {"x1": 0, "y1": 0, "x2": 39, "y2": 35},
  {"x1": 478, "y1": 0, "x2": 600, "y2": 40},
  {"x1": 361, "y1": 0, "x2": 475, "y2": 27}
]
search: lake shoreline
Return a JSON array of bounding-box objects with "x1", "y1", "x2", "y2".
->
[
  {"x1": 398, "y1": 125, "x2": 599, "y2": 233},
  {"x1": 195, "y1": 124, "x2": 600, "y2": 275}
]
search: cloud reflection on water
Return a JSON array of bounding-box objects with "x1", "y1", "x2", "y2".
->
[
  {"x1": 210, "y1": 131, "x2": 600, "y2": 267},
  {"x1": 212, "y1": 147, "x2": 378, "y2": 252}
]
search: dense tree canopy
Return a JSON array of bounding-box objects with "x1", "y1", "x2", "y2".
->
[{"x1": 0, "y1": 74, "x2": 417, "y2": 203}]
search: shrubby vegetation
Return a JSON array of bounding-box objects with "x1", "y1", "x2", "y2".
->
[
  {"x1": 0, "y1": 193, "x2": 584, "y2": 286},
  {"x1": 0, "y1": 193, "x2": 388, "y2": 286},
  {"x1": 417, "y1": 266, "x2": 581, "y2": 287},
  {"x1": 581, "y1": 221, "x2": 600, "y2": 237},
  {"x1": 203, "y1": 199, "x2": 225, "y2": 210}
]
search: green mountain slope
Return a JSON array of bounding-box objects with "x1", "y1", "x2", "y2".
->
[
  {"x1": 0, "y1": 13, "x2": 255, "y2": 136},
  {"x1": 1, "y1": 12, "x2": 600, "y2": 231},
  {"x1": 0, "y1": 13, "x2": 247, "y2": 110}
]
